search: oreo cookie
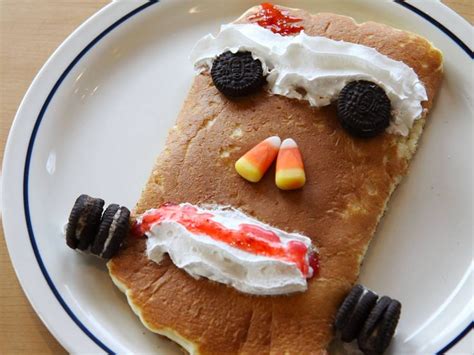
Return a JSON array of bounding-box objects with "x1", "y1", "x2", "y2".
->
[
  {"x1": 335, "y1": 284, "x2": 364, "y2": 330},
  {"x1": 91, "y1": 204, "x2": 130, "y2": 259},
  {"x1": 358, "y1": 299, "x2": 402, "y2": 354},
  {"x1": 337, "y1": 80, "x2": 391, "y2": 138},
  {"x1": 66, "y1": 194, "x2": 104, "y2": 250},
  {"x1": 340, "y1": 289, "x2": 378, "y2": 342},
  {"x1": 66, "y1": 195, "x2": 104, "y2": 250},
  {"x1": 358, "y1": 296, "x2": 392, "y2": 353},
  {"x1": 211, "y1": 51, "x2": 265, "y2": 97},
  {"x1": 336, "y1": 286, "x2": 402, "y2": 354}
]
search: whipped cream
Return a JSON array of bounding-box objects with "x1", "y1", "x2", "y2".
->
[
  {"x1": 190, "y1": 23, "x2": 427, "y2": 136},
  {"x1": 139, "y1": 204, "x2": 317, "y2": 295}
]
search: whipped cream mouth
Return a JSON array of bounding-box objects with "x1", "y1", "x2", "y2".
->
[
  {"x1": 134, "y1": 203, "x2": 318, "y2": 295},
  {"x1": 190, "y1": 23, "x2": 428, "y2": 136}
]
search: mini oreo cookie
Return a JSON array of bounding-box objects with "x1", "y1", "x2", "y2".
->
[
  {"x1": 340, "y1": 289, "x2": 378, "y2": 342},
  {"x1": 91, "y1": 204, "x2": 130, "y2": 259},
  {"x1": 66, "y1": 194, "x2": 104, "y2": 250},
  {"x1": 358, "y1": 296, "x2": 393, "y2": 353},
  {"x1": 337, "y1": 80, "x2": 391, "y2": 138},
  {"x1": 211, "y1": 51, "x2": 265, "y2": 97},
  {"x1": 372, "y1": 300, "x2": 401, "y2": 354},
  {"x1": 335, "y1": 284, "x2": 365, "y2": 331}
]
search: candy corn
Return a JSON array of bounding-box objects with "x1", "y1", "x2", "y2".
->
[
  {"x1": 235, "y1": 136, "x2": 281, "y2": 182},
  {"x1": 275, "y1": 138, "x2": 306, "y2": 190}
]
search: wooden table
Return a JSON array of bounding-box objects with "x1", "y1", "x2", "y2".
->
[{"x1": 0, "y1": 1, "x2": 471, "y2": 353}]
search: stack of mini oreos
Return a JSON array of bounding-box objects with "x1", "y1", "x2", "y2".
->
[
  {"x1": 66, "y1": 194, "x2": 130, "y2": 259},
  {"x1": 335, "y1": 284, "x2": 401, "y2": 354}
]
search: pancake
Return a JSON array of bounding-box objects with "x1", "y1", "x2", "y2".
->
[{"x1": 107, "y1": 5, "x2": 443, "y2": 354}]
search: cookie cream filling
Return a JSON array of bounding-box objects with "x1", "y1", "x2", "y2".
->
[
  {"x1": 136, "y1": 203, "x2": 318, "y2": 295},
  {"x1": 100, "y1": 207, "x2": 122, "y2": 257},
  {"x1": 75, "y1": 213, "x2": 88, "y2": 240},
  {"x1": 190, "y1": 23, "x2": 428, "y2": 136}
]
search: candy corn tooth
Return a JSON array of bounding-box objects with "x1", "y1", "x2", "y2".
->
[
  {"x1": 235, "y1": 136, "x2": 281, "y2": 182},
  {"x1": 276, "y1": 138, "x2": 306, "y2": 190}
]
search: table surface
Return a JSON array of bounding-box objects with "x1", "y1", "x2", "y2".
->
[{"x1": 0, "y1": 1, "x2": 472, "y2": 354}]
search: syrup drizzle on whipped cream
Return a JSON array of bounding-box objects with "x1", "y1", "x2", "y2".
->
[
  {"x1": 134, "y1": 203, "x2": 318, "y2": 295},
  {"x1": 248, "y1": 2, "x2": 303, "y2": 36}
]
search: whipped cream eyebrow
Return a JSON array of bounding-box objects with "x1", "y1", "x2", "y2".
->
[
  {"x1": 189, "y1": 23, "x2": 428, "y2": 136},
  {"x1": 136, "y1": 203, "x2": 318, "y2": 296}
]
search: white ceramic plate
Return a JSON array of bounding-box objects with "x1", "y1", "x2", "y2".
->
[{"x1": 3, "y1": 0, "x2": 473, "y2": 353}]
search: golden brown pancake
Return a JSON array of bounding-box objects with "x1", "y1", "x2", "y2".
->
[{"x1": 107, "y1": 5, "x2": 443, "y2": 354}]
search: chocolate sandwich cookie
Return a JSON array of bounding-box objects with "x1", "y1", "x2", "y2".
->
[
  {"x1": 358, "y1": 298, "x2": 401, "y2": 354},
  {"x1": 340, "y1": 288, "x2": 378, "y2": 342},
  {"x1": 211, "y1": 51, "x2": 265, "y2": 97},
  {"x1": 335, "y1": 284, "x2": 365, "y2": 330},
  {"x1": 66, "y1": 194, "x2": 104, "y2": 250},
  {"x1": 357, "y1": 296, "x2": 392, "y2": 349},
  {"x1": 337, "y1": 80, "x2": 391, "y2": 138},
  {"x1": 91, "y1": 204, "x2": 130, "y2": 259}
]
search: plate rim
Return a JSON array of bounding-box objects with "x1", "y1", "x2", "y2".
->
[
  {"x1": 2, "y1": 0, "x2": 472, "y2": 353},
  {"x1": 2, "y1": 1, "x2": 155, "y2": 353}
]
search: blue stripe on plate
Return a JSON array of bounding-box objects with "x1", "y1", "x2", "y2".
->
[
  {"x1": 21, "y1": 0, "x2": 471, "y2": 353},
  {"x1": 394, "y1": 1, "x2": 474, "y2": 350},
  {"x1": 22, "y1": 1, "x2": 158, "y2": 353},
  {"x1": 395, "y1": 0, "x2": 473, "y2": 58},
  {"x1": 436, "y1": 321, "x2": 474, "y2": 354}
]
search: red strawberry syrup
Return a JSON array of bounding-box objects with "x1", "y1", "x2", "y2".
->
[
  {"x1": 133, "y1": 203, "x2": 318, "y2": 277},
  {"x1": 249, "y1": 3, "x2": 304, "y2": 36}
]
